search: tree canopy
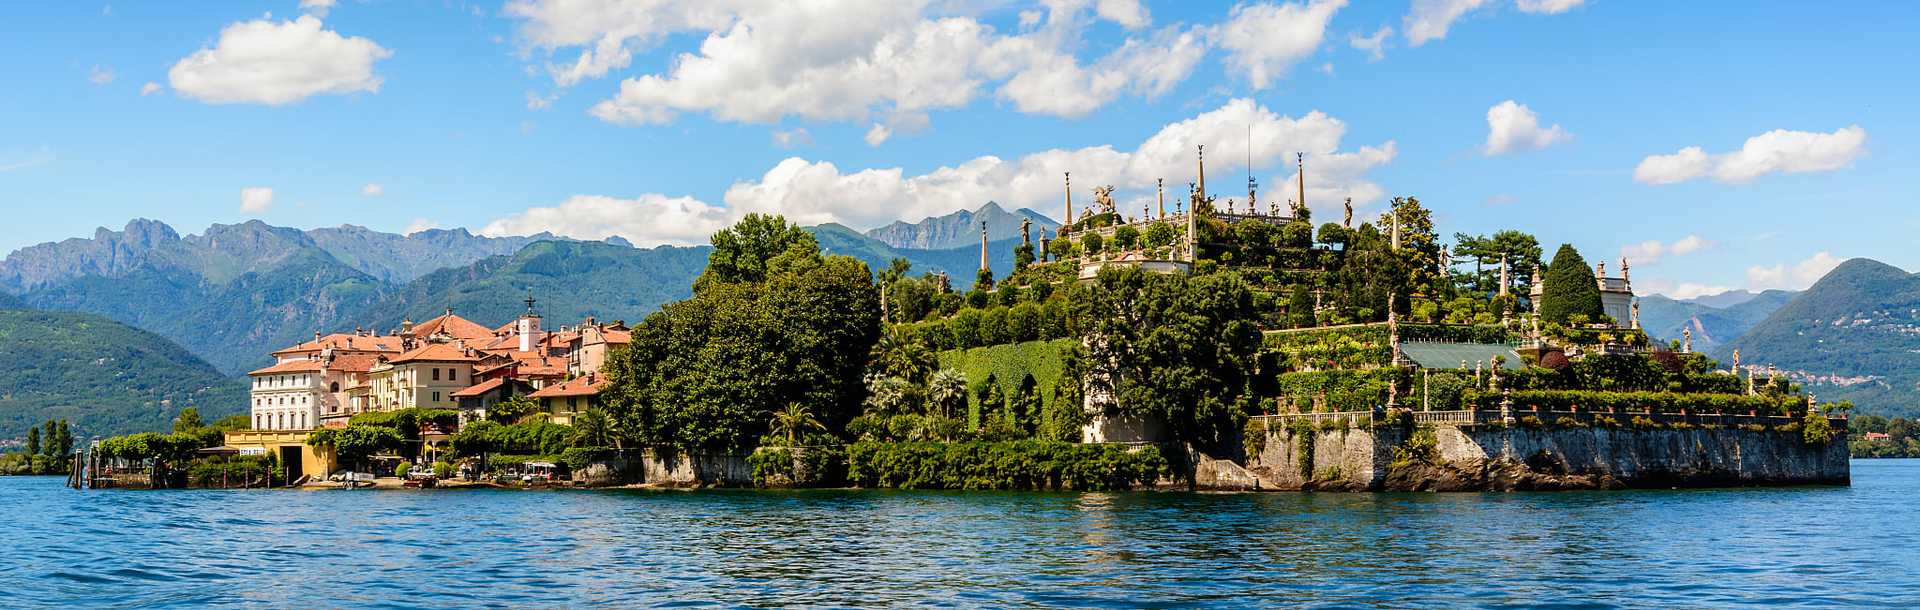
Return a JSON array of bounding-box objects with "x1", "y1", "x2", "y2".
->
[
  {"x1": 696, "y1": 213, "x2": 820, "y2": 290},
  {"x1": 1540, "y1": 244, "x2": 1603, "y2": 324}
]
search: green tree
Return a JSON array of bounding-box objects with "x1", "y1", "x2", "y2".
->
[
  {"x1": 1013, "y1": 243, "x2": 1036, "y2": 270},
  {"x1": 56, "y1": 420, "x2": 73, "y2": 457},
  {"x1": 307, "y1": 425, "x2": 403, "y2": 471},
  {"x1": 25, "y1": 425, "x2": 39, "y2": 457},
  {"x1": 1540, "y1": 244, "x2": 1603, "y2": 324},
  {"x1": 770, "y1": 403, "x2": 826, "y2": 447},
  {"x1": 41, "y1": 421, "x2": 57, "y2": 459},
  {"x1": 172, "y1": 407, "x2": 204, "y2": 433},
  {"x1": 488, "y1": 394, "x2": 543, "y2": 424},
  {"x1": 1112, "y1": 226, "x2": 1140, "y2": 250},
  {"x1": 1287, "y1": 284, "x2": 1315, "y2": 329},
  {"x1": 571, "y1": 408, "x2": 616, "y2": 448},
  {"x1": 929, "y1": 369, "x2": 967, "y2": 419},
  {"x1": 696, "y1": 213, "x2": 819, "y2": 289},
  {"x1": 604, "y1": 216, "x2": 880, "y2": 454},
  {"x1": 1081, "y1": 232, "x2": 1104, "y2": 256},
  {"x1": 1144, "y1": 222, "x2": 1176, "y2": 249},
  {"x1": 1071, "y1": 266, "x2": 1262, "y2": 453}
]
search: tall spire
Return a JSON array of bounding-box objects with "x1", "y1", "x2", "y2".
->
[
  {"x1": 1063, "y1": 172, "x2": 1073, "y2": 226},
  {"x1": 1196, "y1": 145, "x2": 1206, "y2": 201},
  {"x1": 1156, "y1": 178, "x2": 1165, "y2": 218},
  {"x1": 978, "y1": 221, "x2": 989, "y2": 272},
  {"x1": 1296, "y1": 152, "x2": 1307, "y2": 216}
]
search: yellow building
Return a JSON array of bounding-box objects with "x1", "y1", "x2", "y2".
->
[
  {"x1": 368, "y1": 343, "x2": 483, "y2": 412},
  {"x1": 223, "y1": 429, "x2": 337, "y2": 482},
  {"x1": 528, "y1": 372, "x2": 611, "y2": 425}
]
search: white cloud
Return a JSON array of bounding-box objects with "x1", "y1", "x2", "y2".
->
[
  {"x1": 480, "y1": 194, "x2": 733, "y2": 246},
  {"x1": 1633, "y1": 146, "x2": 1709, "y2": 185},
  {"x1": 1404, "y1": 0, "x2": 1489, "y2": 46},
  {"x1": 1620, "y1": 234, "x2": 1708, "y2": 266},
  {"x1": 361, "y1": 183, "x2": 383, "y2": 197},
  {"x1": 139, "y1": 81, "x2": 162, "y2": 96},
  {"x1": 1212, "y1": 0, "x2": 1346, "y2": 90},
  {"x1": 772, "y1": 128, "x2": 811, "y2": 149},
  {"x1": 507, "y1": 1, "x2": 1205, "y2": 129},
  {"x1": 1635, "y1": 126, "x2": 1866, "y2": 185},
  {"x1": 481, "y1": 99, "x2": 1393, "y2": 246},
  {"x1": 168, "y1": 15, "x2": 392, "y2": 106},
  {"x1": 239, "y1": 187, "x2": 274, "y2": 213},
  {"x1": 726, "y1": 98, "x2": 1394, "y2": 231},
  {"x1": 1747, "y1": 252, "x2": 1842, "y2": 291},
  {"x1": 88, "y1": 65, "x2": 116, "y2": 85},
  {"x1": 1516, "y1": 0, "x2": 1583, "y2": 14},
  {"x1": 1349, "y1": 25, "x2": 1391, "y2": 61},
  {"x1": 299, "y1": 0, "x2": 337, "y2": 17},
  {"x1": 864, "y1": 123, "x2": 892, "y2": 147},
  {"x1": 1482, "y1": 100, "x2": 1569, "y2": 155},
  {"x1": 404, "y1": 218, "x2": 438, "y2": 234},
  {"x1": 1639, "y1": 279, "x2": 1736, "y2": 301},
  {"x1": 526, "y1": 90, "x2": 557, "y2": 110}
]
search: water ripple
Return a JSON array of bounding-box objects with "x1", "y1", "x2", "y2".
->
[{"x1": 2, "y1": 462, "x2": 1918, "y2": 607}]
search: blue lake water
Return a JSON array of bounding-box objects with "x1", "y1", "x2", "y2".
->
[{"x1": 3, "y1": 461, "x2": 1918, "y2": 608}]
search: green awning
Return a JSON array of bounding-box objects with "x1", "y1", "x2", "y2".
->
[{"x1": 1399, "y1": 341, "x2": 1524, "y2": 370}]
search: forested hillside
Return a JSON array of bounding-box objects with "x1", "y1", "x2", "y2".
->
[
  {"x1": 1720, "y1": 258, "x2": 1920, "y2": 418},
  {"x1": 0, "y1": 308, "x2": 246, "y2": 440}
]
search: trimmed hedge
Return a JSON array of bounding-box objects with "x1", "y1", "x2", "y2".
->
[
  {"x1": 845, "y1": 441, "x2": 1168, "y2": 491},
  {"x1": 1269, "y1": 368, "x2": 1402, "y2": 413},
  {"x1": 937, "y1": 339, "x2": 1076, "y2": 427},
  {"x1": 1465, "y1": 389, "x2": 1806, "y2": 416},
  {"x1": 1263, "y1": 324, "x2": 1392, "y2": 370}
]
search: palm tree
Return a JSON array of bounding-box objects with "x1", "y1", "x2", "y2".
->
[
  {"x1": 872, "y1": 327, "x2": 935, "y2": 385},
  {"x1": 770, "y1": 403, "x2": 826, "y2": 447},
  {"x1": 929, "y1": 369, "x2": 967, "y2": 420}
]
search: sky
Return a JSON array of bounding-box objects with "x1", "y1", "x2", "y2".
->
[{"x1": 1, "y1": 0, "x2": 1914, "y2": 299}]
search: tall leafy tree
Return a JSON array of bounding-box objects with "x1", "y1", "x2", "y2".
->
[
  {"x1": 1071, "y1": 266, "x2": 1262, "y2": 453},
  {"x1": 696, "y1": 213, "x2": 819, "y2": 290},
  {"x1": 41, "y1": 421, "x2": 57, "y2": 458},
  {"x1": 1540, "y1": 244, "x2": 1603, "y2": 323},
  {"x1": 172, "y1": 407, "x2": 204, "y2": 433},
  {"x1": 605, "y1": 215, "x2": 880, "y2": 454},
  {"x1": 56, "y1": 420, "x2": 72, "y2": 457},
  {"x1": 24, "y1": 426, "x2": 38, "y2": 457}
]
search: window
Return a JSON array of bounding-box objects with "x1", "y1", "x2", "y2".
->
[
  {"x1": 449, "y1": 368, "x2": 458, "y2": 381},
  {"x1": 330, "y1": 382, "x2": 340, "y2": 392},
  {"x1": 432, "y1": 391, "x2": 441, "y2": 403},
  {"x1": 432, "y1": 368, "x2": 441, "y2": 381}
]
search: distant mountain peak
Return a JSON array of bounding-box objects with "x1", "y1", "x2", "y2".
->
[{"x1": 863, "y1": 203, "x2": 1061, "y2": 250}]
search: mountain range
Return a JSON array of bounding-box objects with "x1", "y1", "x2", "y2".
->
[
  {"x1": 864, "y1": 202, "x2": 1060, "y2": 250},
  {"x1": 1716, "y1": 258, "x2": 1920, "y2": 418},
  {"x1": 1636, "y1": 289, "x2": 1797, "y2": 354}
]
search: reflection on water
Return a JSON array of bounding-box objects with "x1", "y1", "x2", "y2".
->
[{"x1": 2, "y1": 462, "x2": 1917, "y2": 608}]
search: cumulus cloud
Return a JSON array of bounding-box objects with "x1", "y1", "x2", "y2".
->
[
  {"x1": 239, "y1": 187, "x2": 274, "y2": 213},
  {"x1": 88, "y1": 65, "x2": 115, "y2": 85},
  {"x1": 507, "y1": 1, "x2": 1208, "y2": 132},
  {"x1": 404, "y1": 218, "x2": 438, "y2": 234},
  {"x1": 1349, "y1": 25, "x2": 1391, "y2": 61},
  {"x1": 480, "y1": 99, "x2": 1395, "y2": 246},
  {"x1": 361, "y1": 183, "x2": 383, "y2": 197},
  {"x1": 1482, "y1": 100, "x2": 1569, "y2": 155},
  {"x1": 1634, "y1": 126, "x2": 1866, "y2": 185},
  {"x1": 724, "y1": 98, "x2": 1396, "y2": 231},
  {"x1": 1638, "y1": 279, "x2": 1736, "y2": 301},
  {"x1": 140, "y1": 81, "x2": 162, "y2": 96},
  {"x1": 772, "y1": 128, "x2": 811, "y2": 149},
  {"x1": 1747, "y1": 252, "x2": 1842, "y2": 291},
  {"x1": 1404, "y1": 0, "x2": 1490, "y2": 46},
  {"x1": 1212, "y1": 0, "x2": 1346, "y2": 89},
  {"x1": 480, "y1": 194, "x2": 733, "y2": 246},
  {"x1": 168, "y1": 15, "x2": 392, "y2": 106},
  {"x1": 863, "y1": 124, "x2": 892, "y2": 147},
  {"x1": 299, "y1": 0, "x2": 337, "y2": 17},
  {"x1": 1516, "y1": 0, "x2": 1584, "y2": 14},
  {"x1": 1620, "y1": 234, "x2": 1709, "y2": 266}
]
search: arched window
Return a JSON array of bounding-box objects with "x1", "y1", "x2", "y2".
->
[{"x1": 331, "y1": 382, "x2": 340, "y2": 393}]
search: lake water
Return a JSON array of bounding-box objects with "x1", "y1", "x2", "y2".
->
[{"x1": 3, "y1": 461, "x2": 1917, "y2": 608}]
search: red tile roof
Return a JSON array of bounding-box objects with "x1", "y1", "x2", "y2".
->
[
  {"x1": 325, "y1": 354, "x2": 382, "y2": 373},
  {"x1": 270, "y1": 333, "x2": 403, "y2": 356},
  {"x1": 248, "y1": 360, "x2": 326, "y2": 376},
  {"x1": 389, "y1": 343, "x2": 482, "y2": 364},
  {"x1": 529, "y1": 374, "x2": 612, "y2": 398},
  {"x1": 410, "y1": 312, "x2": 494, "y2": 341},
  {"x1": 450, "y1": 377, "x2": 506, "y2": 398}
]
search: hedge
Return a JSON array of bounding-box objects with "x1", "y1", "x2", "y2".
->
[
  {"x1": 937, "y1": 339, "x2": 1076, "y2": 427},
  {"x1": 1263, "y1": 324, "x2": 1393, "y2": 370},
  {"x1": 1464, "y1": 389, "x2": 1806, "y2": 416},
  {"x1": 844, "y1": 441, "x2": 1168, "y2": 491}
]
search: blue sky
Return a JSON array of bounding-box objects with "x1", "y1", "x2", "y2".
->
[{"x1": 1, "y1": 0, "x2": 1914, "y2": 298}]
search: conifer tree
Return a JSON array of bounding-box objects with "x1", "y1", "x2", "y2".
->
[
  {"x1": 1539, "y1": 244, "x2": 1603, "y2": 324},
  {"x1": 56, "y1": 420, "x2": 72, "y2": 457},
  {"x1": 41, "y1": 421, "x2": 57, "y2": 458},
  {"x1": 25, "y1": 426, "x2": 39, "y2": 457}
]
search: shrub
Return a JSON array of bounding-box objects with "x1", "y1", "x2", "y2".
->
[
  {"x1": 560, "y1": 446, "x2": 615, "y2": 471},
  {"x1": 844, "y1": 441, "x2": 1167, "y2": 491},
  {"x1": 1630, "y1": 416, "x2": 1658, "y2": 429},
  {"x1": 1518, "y1": 415, "x2": 1543, "y2": 428},
  {"x1": 1803, "y1": 410, "x2": 1836, "y2": 445},
  {"x1": 1553, "y1": 416, "x2": 1584, "y2": 428},
  {"x1": 393, "y1": 460, "x2": 412, "y2": 479}
]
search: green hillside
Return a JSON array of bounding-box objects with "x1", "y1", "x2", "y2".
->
[
  {"x1": 1638, "y1": 289, "x2": 1795, "y2": 353},
  {"x1": 1720, "y1": 258, "x2": 1920, "y2": 418},
  {"x1": 0, "y1": 308, "x2": 246, "y2": 440},
  {"x1": 358, "y1": 240, "x2": 711, "y2": 330}
]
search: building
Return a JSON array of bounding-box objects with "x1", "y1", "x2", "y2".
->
[
  {"x1": 367, "y1": 343, "x2": 483, "y2": 411},
  {"x1": 528, "y1": 372, "x2": 612, "y2": 426},
  {"x1": 248, "y1": 332, "x2": 403, "y2": 431}
]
